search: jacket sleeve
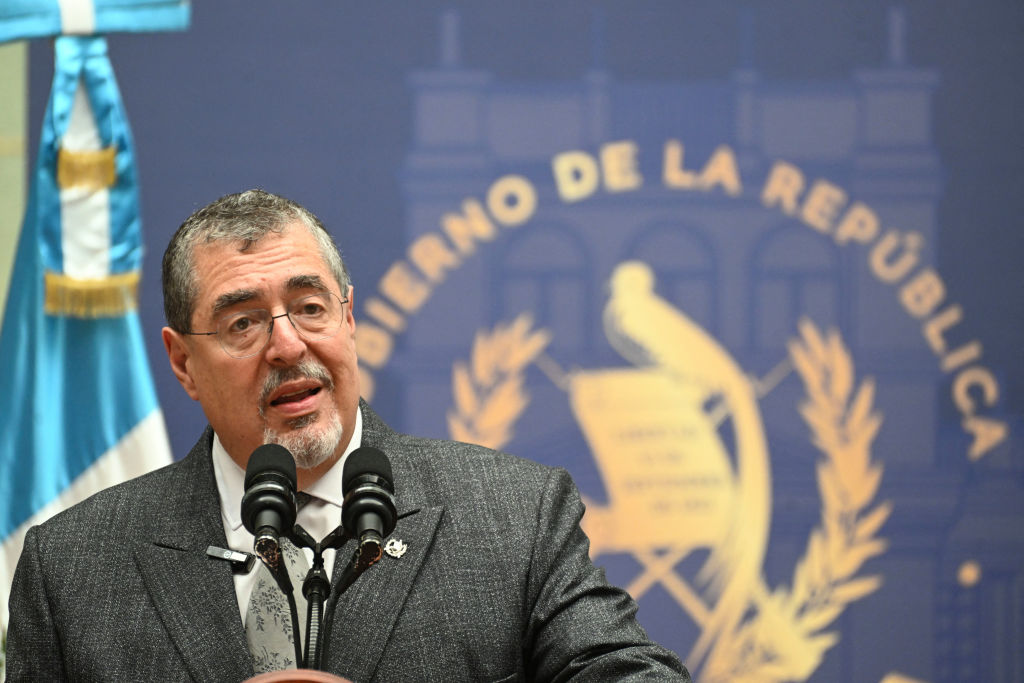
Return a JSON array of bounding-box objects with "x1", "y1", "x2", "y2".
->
[
  {"x1": 5, "y1": 525, "x2": 69, "y2": 682},
  {"x1": 522, "y1": 466, "x2": 691, "y2": 682}
]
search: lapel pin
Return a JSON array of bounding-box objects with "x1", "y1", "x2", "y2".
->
[{"x1": 384, "y1": 538, "x2": 408, "y2": 558}]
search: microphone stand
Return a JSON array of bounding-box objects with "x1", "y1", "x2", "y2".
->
[
  {"x1": 290, "y1": 523, "x2": 352, "y2": 670},
  {"x1": 290, "y1": 524, "x2": 386, "y2": 670}
]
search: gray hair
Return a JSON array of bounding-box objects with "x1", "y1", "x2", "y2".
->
[{"x1": 162, "y1": 189, "x2": 351, "y2": 332}]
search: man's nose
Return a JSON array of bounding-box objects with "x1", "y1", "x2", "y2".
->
[{"x1": 264, "y1": 312, "x2": 307, "y2": 363}]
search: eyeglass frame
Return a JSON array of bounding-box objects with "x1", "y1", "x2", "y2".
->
[{"x1": 182, "y1": 290, "x2": 350, "y2": 359}]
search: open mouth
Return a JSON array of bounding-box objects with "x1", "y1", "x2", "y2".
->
[
  {"x1": 270, "y1": 386, "x2": 322, "y2": 407},
  {"x1": 259, "y1": 361, "x2": 335, "y2": 421}
]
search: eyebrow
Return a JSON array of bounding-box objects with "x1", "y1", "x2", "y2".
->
[
  {"x1": 211, "y1": 288, "x2": 260, "y2": 317},
  {"x1": 286, "y1": 274, "x2": 330, "y2": 292},
  {"x1": 209, "y1": 275, "x2": 332, "y2": 318}
]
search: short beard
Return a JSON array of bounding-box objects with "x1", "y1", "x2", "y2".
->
[
  {"x1": 264, "y1": 411, "x2": 344, "y2": 470},
  {"x1": 260, "y1": 359, "x2": 344, "y2": 470}
]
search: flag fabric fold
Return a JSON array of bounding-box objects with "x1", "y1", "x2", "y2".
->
[{"x1": 0, "y1": 35, "x2": 172, "y2": 631}]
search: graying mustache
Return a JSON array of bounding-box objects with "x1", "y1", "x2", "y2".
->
[{"x1": 259, "y1": 360, "x2": 333, "y2": 410}]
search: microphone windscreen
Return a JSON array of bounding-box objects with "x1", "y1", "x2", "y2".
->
[
  {"x1": 245, "y1": 443, "x2": 297, "y2": 490},
  {"x1": 342, "y1": 447, "x2": 394, "y2": 493}
]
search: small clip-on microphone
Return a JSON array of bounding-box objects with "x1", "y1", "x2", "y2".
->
[{"x1": 206, "y1": 545, "x2": 256, "y2": 574}]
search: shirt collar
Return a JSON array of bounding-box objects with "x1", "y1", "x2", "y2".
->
[{"x1": 212, "y1": 406, "x2": 364, "y2": 531}]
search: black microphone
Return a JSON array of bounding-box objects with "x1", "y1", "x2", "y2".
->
[
  {"x1": 341, "y1": 447, "x2": 397, "y2": 569},
  {"x1": 241, "y1": 443, "x2": 298, "y2": 569}
]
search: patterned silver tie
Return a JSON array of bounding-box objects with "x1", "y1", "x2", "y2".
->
[{"x1": 245, "y1": 500, "x2": 311, "y2": 672}]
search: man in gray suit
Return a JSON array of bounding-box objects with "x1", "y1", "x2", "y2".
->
[{"x1": 6, "y1": 190, "x2": 689, "y2": 681}]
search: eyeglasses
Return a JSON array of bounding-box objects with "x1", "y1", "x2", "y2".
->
[{"x1": 185, "y1": 291, "x2": 349, "y2": 359}]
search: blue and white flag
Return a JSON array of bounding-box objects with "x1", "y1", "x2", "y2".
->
[
  {"x1": 0, "y1": 0, "x2": 189, "y2": 43},
  {"x1": 0, "y1": 36, "x2": 172, "y2": 630}
]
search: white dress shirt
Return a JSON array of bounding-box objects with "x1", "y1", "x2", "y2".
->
[{"x1": 211, "y1": 407, "x2": 363, "y2": 624}]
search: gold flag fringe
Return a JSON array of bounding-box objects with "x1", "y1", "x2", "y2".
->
[
  {"x1": 44, "y1": 271, "x2": 139, "y2": 317},
  {"x1": 57, "y1": 147, "x2": 116, "y2": 190}
]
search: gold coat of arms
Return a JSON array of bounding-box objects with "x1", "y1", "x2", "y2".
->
[{"x1": 449, "y1": 261, "x2": 892, "y2": 682}]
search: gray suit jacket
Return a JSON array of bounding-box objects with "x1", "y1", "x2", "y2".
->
[{"x1": 7, "y1": 403, "x2": 688, "y2": 682}]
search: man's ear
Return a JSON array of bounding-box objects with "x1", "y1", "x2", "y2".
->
[
  {"x1": 162, "y1": 327, "x2": 200, "y2": 400},
  {"x1": 345, "y1": 285, "x2": 356, "y2": 332}
]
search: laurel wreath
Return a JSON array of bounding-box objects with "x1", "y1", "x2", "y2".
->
[
  {"x1": 702, "y1": 318, "x2": 890, "y2": 682},
  {"x1": 446, "y1": 313, "x2": 551, "y2": 449},
  {"x1": 449, "y1": 315, "x2": 888, "y2": 683}
]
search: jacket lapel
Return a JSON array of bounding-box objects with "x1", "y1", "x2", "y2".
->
[
  {"x1": 134, "y1": 428, "x2": 253, "y2": 682},
  {"x1": 324, "y1": 505, "x2": 443, "y2": 680},
  {"x1": 323, "y1": 402, "x2": 444, "y2": 680}
]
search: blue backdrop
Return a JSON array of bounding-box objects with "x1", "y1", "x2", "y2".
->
[{"x1": 23, "y1": 3, "x2": 1024, "y2": 681}]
